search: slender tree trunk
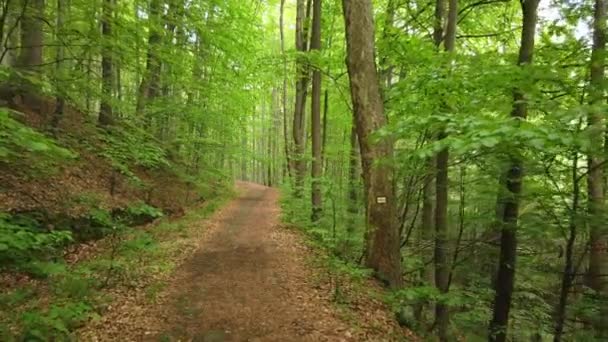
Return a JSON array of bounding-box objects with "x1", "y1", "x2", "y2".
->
[
  {"x1": 434, "y1": 0, "x2": 457, "y2": 339},
  {"x1": 418, "y1": 0, "x2": 445, "y2": 324},
  {"x1": 51, "y1": 0, "x2": 67, "y2": 131},
  {"x1": 310, "y1": 0, "x2": 323, "y2": 221},
  {"x1": 280, "y1": 0, "x2": 293, "y2": 181},
  {"x1": 98, "y1": 0, "x2": 114, "y2": 126},
  {"x1": 380, "y1": 0, "x2": 395, "y2": 89},
  {"x1": 488, "y1": 1, "x2": 539, "y2": 340},
  {"x1": 587, "y1": 0, "x2": 608, "y2": 337},
  {"x1": 553, "y1": 151, "x2": 581, "y2": 342},
  {"x1": 346, "y1": 121, "x2": 358, "y2": 245},
  {"x1": 342, "y1": 0, "x2": 403, "y2": 289}
]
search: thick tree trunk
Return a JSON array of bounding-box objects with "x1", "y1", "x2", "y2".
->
[
  {"x1": 18, "y1": 0, "x2": 44, "y2": 71},
  {"x1": 98, "y1": 0, "x2": 114, "y2": 126},
  {"x1": 488, "y1": 1, "x2": 539, "y2": 340},
  {"x1": 342, "y1": 0, "x2": 403, "y2": 289},
  {"x1": 587, "y1": 0, "x2": 608, "y2": 338},
  {"x1": 293, "y1": 0, "x2": 312, "y2": 197},
  {"x1": 136, "y1": 0, "x2": 163, "y2": 125},
  {"x1": 310, "y1": 0, "x2": 322, "y2": 221}
]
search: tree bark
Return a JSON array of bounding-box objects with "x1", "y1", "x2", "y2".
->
[
  {"x1": 98, "y1": 0, "x2": 114, "y2": 126},
  {"x1": 434, "y1": 0, "x2": 457, "y2": 339},
  {"x1": 346, "y1": 121, "x2": 359, "y2": 239},
  {"x1": 553, "y1": 151, "x2": 581, "y2": 342},
  {"x1": 280, "y1": 0, "x2": 293, "y2": 181},
  {"x1": 293, "y1": 0, "x2": 312, "y2": 197},
  {"x1": 136, "y1": 0, "x2": 163, "y2": 126},
  {"x1": 586, "y1": 0, "x2": 608, "y2": 338},
  {"x1": 50, "y1": 0, "x2": 67, "y2": 131},
  {"x1": 17, "y1": 0, "x2": 44, "y2": 71},
  {"x1": 488, "y1": 1, "x2": 539, "y2": 340},
  {"x1": 310, "y1": 0, "x2": 322, "y2": 221},
  {"x1": 342, "y1": 0, "x2": 403, "y2": 289}
]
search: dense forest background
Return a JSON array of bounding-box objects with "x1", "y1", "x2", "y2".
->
[{"x1": 0, "y1": 0, "x2": 607, "y2": 340}]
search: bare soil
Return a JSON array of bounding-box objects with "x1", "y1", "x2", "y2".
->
[{"x1": 156, "y1": 182, "x2": 359, "y2": 341}]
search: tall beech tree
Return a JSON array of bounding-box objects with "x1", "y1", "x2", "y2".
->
[
  {"x1": 17, "y1": 0, "x2": 44, "y2": 71},
  {"x1": 434, "y1": 0, "x2": 458, "y2": 339},
  {"x1": 342, "y1": 0, "x2": 403, "y2": 288},
  {"x1": 489, "y1": 0, "x2": 540, "y2": 340},
  {"x1": 586, "y1": 0, "x2": 607, "y2": 337},
  {"x1": 98, "y1": 0, "x2": 114, "y2": 126},
  {"x1": 292, "y1": 0, "x2": 310, "y2": 197},
  {"x1": 136, "y1": 0, "x2": 163, "y2": 124},
  {"x1": 310, "y1": 0, "x2": 322, "y2": 221}
]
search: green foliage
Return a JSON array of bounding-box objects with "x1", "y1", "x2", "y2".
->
[
  {"x1": 0, "y1": 109, "x2": 75, "y2": 167},
  {"x1": 124, "y1": 201, "x2": 164, "y2": 220},
  {"x1": 0, "y1": 213, "x2": 72, "y2": 267},
  {"x1": 100, "y1": 126, "x2": 169, "y2": 170},
  {"x1": 21, "y1": 302, "x2": 94, "y2": 340}
]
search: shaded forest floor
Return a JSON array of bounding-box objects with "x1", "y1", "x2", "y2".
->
[{"x1": 79, "y1": 182, "x2": 410, "y2": 341}]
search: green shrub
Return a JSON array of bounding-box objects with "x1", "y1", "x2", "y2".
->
[
  {"x1": 21, "y1": 302, "x2": 93, "y2": 340},
  {"x1": 0, "y1": 213, "x2": 72, "y2": 267},
  {"x1": 0, "y1": 108, "x2": 76, "y2": 166}
]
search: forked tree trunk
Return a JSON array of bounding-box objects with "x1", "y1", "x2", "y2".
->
[
  {"x1": 342, "y1": 0, "x2": 403, "y2": 289},
  {"x1": 488, "y1": 1, "x2": 539, "y2": 340}
]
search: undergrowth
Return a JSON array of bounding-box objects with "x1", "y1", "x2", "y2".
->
[{"x1": 0, "y1": 193, "x2": 232, "y2": 340}]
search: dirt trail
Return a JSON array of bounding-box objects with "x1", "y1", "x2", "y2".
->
[{"x1": 154, "y1": 182, "x2": 359, "y2": 341}]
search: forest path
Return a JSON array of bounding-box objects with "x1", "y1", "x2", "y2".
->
[{"x1": 154, "y1": 181, "x2": 355, "y2": 341}]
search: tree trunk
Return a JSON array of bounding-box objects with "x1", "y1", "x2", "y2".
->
[
  {"x1": 136, "y1": 0, "x2": 163, "y2": 126},
  {"x1": 51, "y1": 0, "x2": 67, "y2": 131},
  {"x1": 553, "y1": 151, "x2": 581, "y2": 342},
  {"x1": 17, "y1": 0, "x2": 44, "y2": 71},
  {"x1": 342, "y1": 0, "x2": 403, "y2": 289},
  {"x1": 293, "y1": 0, "x2": 311, "y2": 197},
  {"x1": 434, "y1": 0, "x2": 457, "y2": 339},
  {"x1": 418, "y1": 0, "x2": 445, "y2": 324},
  {"x1": 346, "y1": 121, "x2": 359, "y2": 247},
  {"x1": 587, "y1": 0, "x2": 608, "y2": 338},
  {"x1": 280, "y1": 0, "x2": 293, "y2": 181},
  {"x1": 98, "y1": 0, "x2": 114, "y2": 126},
  {"x1": 310, "y1": 0, "x2": 322, "y2": 221},
  {"x1": 488, "y1": 1, "x2": 539, "y2": 340}
]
